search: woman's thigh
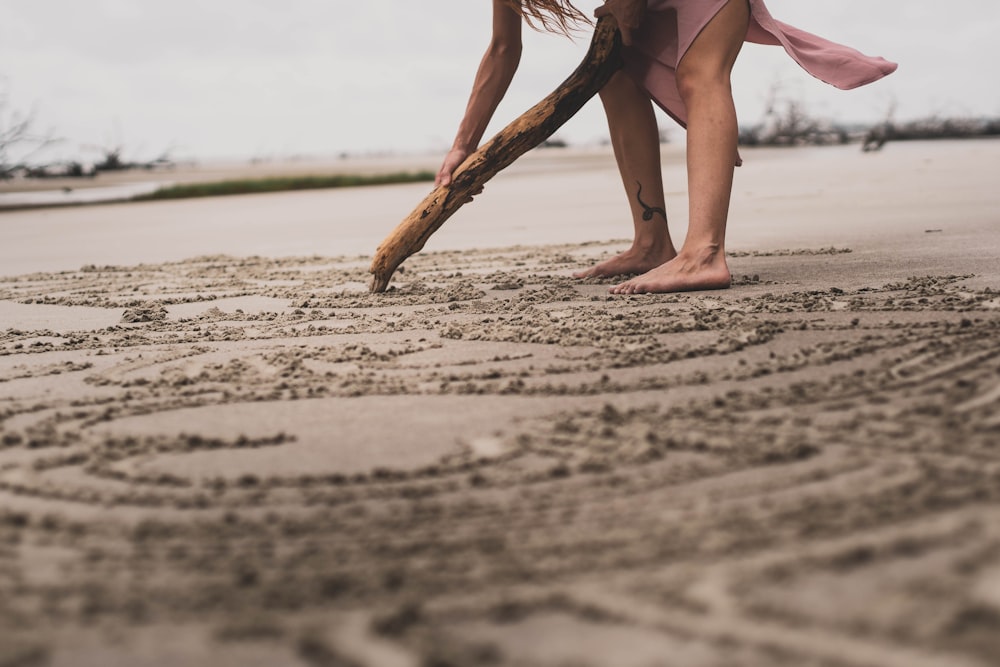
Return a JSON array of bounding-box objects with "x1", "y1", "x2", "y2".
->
[{"x1": 676, "y1": 0, "x2": 750, "y2": 85}]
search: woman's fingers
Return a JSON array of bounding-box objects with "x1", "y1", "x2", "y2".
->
[
  {"x1": 435, "y1": 161, "x2": 458, "y2": 187},
  {"x1": 594, "y1": 0, "x2": 642, "y2": 46},
  {"x1": 436, "y1": 165, "x2": 484, "y2": 203},
  {"x1": 435, "y1": 148, "x2": 472, "y2": 188}
]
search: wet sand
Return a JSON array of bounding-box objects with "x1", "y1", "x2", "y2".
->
[{"x1": 1, "y1": 140, "x2": 1000, "y2": 666}]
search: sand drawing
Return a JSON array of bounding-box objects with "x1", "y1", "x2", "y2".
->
[{"x1": 2, "y1": 238, "x2": 999, "y2": 665}]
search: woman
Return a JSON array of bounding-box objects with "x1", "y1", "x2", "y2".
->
[{"x1": 435, "y1": 0, "x2": 897, "y2": 294}]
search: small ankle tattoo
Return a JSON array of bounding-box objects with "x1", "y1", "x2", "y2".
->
[{"x1": 636, "y1": 181, "x2": 667, "y2": 222}]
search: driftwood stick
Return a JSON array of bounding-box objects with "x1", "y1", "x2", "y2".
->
[{"x1": 369, "y1": 17, "x2": 623, "y2": 293}]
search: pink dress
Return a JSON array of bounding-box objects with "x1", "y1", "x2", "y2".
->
[{"x1": 624, "y1": 0, "x2": 898, "y2": 129}]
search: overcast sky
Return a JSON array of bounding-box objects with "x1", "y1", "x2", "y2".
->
[{"x1": 2, "y1": 0, "x2": 997, "y2": 163}]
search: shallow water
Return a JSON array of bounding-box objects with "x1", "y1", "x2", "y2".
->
[{"x1": 0, "y1": 180, "x2": 168, "y2": 208}]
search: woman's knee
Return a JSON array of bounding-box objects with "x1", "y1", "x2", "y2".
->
[
  {"x1": 676, "y1": 0, "x2": 748, "y2": 103},
  {"x1": 676, "y1": 61, "x2": 731, "y2": 104}
]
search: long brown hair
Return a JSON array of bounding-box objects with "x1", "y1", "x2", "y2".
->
[{"x1": 506, "y1": 0, "x2": 591, "y2": 34}]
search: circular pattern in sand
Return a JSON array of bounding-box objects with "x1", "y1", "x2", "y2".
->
[{"x1": 1, "y1": 246, "x2": 999, "y2": 666}]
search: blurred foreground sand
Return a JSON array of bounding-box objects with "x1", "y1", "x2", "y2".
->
[{"x1": 1, "y1": 140, "x2": 999, "y2": 666}]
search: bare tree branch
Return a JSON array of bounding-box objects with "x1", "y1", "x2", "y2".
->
[{"x1": 0, "y1": 82, "x2": 60, "y2": 179}]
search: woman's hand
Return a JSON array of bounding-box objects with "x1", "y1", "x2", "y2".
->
[
  {"x1": 594, "y1": 0, "x2": 646, "y2": 46},
  {"x1": 436, "y1": 146, "x2": 484, "y2": 202},
  {"x1": 435, "y1": 146, "x2": 472, "y2": 187}
]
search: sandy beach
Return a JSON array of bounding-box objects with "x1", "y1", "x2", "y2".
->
[{"x1": 1, "y1": 139, "x2": 1000, "y2": 666}]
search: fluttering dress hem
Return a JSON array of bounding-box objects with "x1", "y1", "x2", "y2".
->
[{"x1": 623, "y1": 0, "x2": 898, "y2": 135}]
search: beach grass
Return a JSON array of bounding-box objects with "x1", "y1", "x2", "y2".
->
[{"x1": 132, "y1": 171, "x2": 435, "y2": 201}]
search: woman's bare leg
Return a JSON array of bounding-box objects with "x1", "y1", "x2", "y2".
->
[
  {"x1": 574, "y1": 70, "x2": 677, "y2": 278},
  {"x1": 611, "y1": 0, "x2": 749, "y2": 294}
]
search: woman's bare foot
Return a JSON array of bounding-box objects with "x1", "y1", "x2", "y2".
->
[
  {"x1": 573, "y1": 243, "x2": 676, "y2": 279},
  {"x1": 609, "y1": 246, "x2": 731, "y2": 294}
]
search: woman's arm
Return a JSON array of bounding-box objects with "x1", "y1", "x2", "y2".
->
[{"x1": 436, "y1": 0, "x2": 523, "y2": 186}]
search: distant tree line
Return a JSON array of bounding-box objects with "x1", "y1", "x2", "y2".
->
[
  {"x1": 5, "y1": 82, "x2": 1000, "y2": 182},
  {"x1": 738, "y1": 87, "x2": 1000, "y2": 150},
  {"x1": 1, "y1": 80, "x2": 175, "y2": 181}
]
